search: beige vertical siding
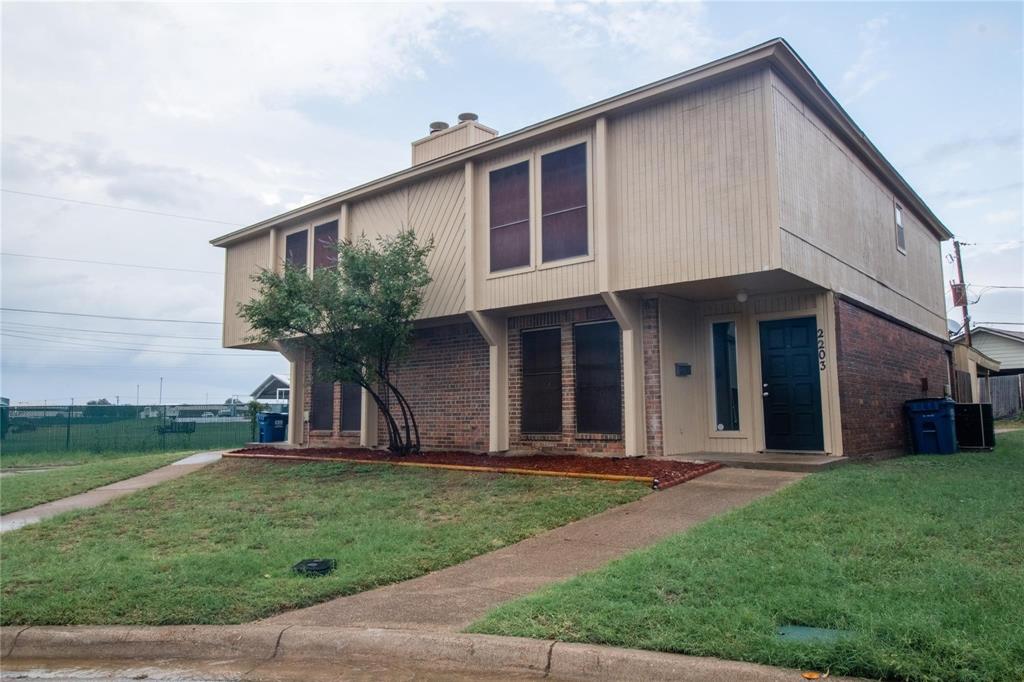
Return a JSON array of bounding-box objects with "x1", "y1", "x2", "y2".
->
[
  {"x1": 770, "y1": 70, "x2": 946, "y2": 336},
  {"x1": 222, "y1": 234, "x2": 271, "y2": 347},
  {"x1": 658, "y1": 290, "x2": 842, "y2": 455},
  {"x1": 349, "y1": 169, "x2": 466, "y2": 318},
  {"x1": 608, "y1": 69, "x2": 777, "y2": 291}
]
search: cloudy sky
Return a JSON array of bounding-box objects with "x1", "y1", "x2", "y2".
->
[{"x1": 2, "y1": 1, "x2": 1021, "y2": 405}]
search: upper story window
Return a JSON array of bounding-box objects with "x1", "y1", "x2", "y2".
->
[
  {"x1": 313, "y1": 220, "x2": 339, "y2": 269},
  {"x1": 285, "y1": 230, "x2": 308, "y2": 269},
  {"x1": 489, "y1": 161, "x2": 530, "y2": 272},
  {"x1": 541, "y1": 143, "x2": 588, "y2": 262},
  {"x1": 894, "y1": 203, "x2": 906, "y2": 254}
]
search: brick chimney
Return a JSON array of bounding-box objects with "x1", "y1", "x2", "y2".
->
[{"x1": 411, "y1": 113, "x2": 497, "y2": 165}]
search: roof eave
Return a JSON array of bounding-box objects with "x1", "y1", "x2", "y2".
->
[{"x1": 212, "y1": 37, "x2": 952, "y2": 247}]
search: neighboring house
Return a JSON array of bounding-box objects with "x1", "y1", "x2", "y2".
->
[
  {"x1": 251, "y1": 374, "x2": 290, "y2": 414},
  {"x1": 954, "y1": 327, "x2": 1024, "y2": 377},
  {"x1": 951, "y1": 342, "x2": 1001, "y2": 403},
  {"x1": 213, "y1": 39, "x2": 954, "y2": 459}
]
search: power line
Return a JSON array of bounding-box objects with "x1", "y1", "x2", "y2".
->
[
  {"x1": 973, "y1": 321, "x2": 1024, "y2": 325},
  {"x1": 0, "y1": 307, "x2": 221, "y2": 325},
  {"x1": 1, "y1": 321, "x2": 221, "y2": 340},
  {"x1": 1, "y1": 189, "x2": 242, "y2": 226},
  {"x1": 0, "y1": 328, "x2": 234, "y2": 353},
  {"x1": 967, "y1": 284, "x2": 1024, "y2": 290},
  {"x1": 1, "y1": 252, "x2": 221, "y2": 275},
  {"x1": 1, "y1": 339, "x2": 271, "y2": 358}
]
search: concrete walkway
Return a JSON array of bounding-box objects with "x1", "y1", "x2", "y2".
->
[
  {"x1": 264, "y1": 467, "x2": 805, "y2": 630},
  {"x1": 0, "y1": 451, "x2": 222, "y2": 533}
]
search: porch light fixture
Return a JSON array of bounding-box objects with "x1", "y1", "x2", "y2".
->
[{"x1": 736, "y1": 290, "x2": 748, "y2": 303}]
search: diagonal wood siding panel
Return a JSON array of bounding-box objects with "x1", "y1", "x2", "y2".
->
[{"x1": 349, "y1": 170, "x2": 466, "y2": 318}]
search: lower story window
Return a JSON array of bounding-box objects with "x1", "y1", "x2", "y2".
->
[
  {"x1": 521, "y1": 328, "x2": 562, "y2": 433},
  {"x1": 340, "y1": 382, "x2": 362, "y2": 432},
  {"x1": 310, "y1": 381, "x2": 334, "y2": 431},
  {"x1": 712, "y1": 321, "x2": 740, "y2": 431},
  {"x1": 574, "y1": 321, "x2": 622, "y2": 434}
]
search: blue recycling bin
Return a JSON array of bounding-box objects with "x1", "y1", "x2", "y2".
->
[
  {"x1": 904, "y1": 398, "x2": 958, "y2": 454},
  {"x1": 257, "y1": 412, "x2": 288, "y2": 443}
]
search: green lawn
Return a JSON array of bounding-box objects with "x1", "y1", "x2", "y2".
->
[
  {"x1": 470, "y1": 431, "x2": 1024, "y2": 682},
  {"x1": 0, "y1": 448, "x2": 197, "y2": 470},
  {"x1": 0, "y1": 459, "x2": 647, "y2": 625},
  {"x1": 0, "y1": 452, "x2": 187, "y2": 514}
]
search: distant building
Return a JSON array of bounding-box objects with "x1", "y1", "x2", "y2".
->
[
  {"x1": 953, "y1": 327, "x2": 1024, "y2": 377},
  {"x1": 251, "y1": 374, "x2": 289, "y2": 414}
]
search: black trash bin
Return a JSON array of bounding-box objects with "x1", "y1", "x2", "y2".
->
[{"x1": 904, "y1": 398, "x2": 958, "y2": 454}]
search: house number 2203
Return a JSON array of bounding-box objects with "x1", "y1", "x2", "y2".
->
[{"x1": 816, "y1": 328, "x2": 827, "y2": 371}]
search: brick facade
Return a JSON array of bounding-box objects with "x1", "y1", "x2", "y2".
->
[
  {"x1": 507, "y1": 305, "x2": 626, "y2": 455},
  {"x1": 373, "y1": 322, "x2": 490, "y2": 451},
  {"x1": 642, "y1": 298, "x2": 664, "y2": 456},
  {"x1": 834, "y1": 297, "x2": 950, "y2": 456}
]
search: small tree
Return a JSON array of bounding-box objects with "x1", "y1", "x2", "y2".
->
[
  {"x1": 246, "y1": 399, "x2": 266, "y2": 441},
  {"x1": 240, "y1": 230, "x2": 432, "y2": 455}
]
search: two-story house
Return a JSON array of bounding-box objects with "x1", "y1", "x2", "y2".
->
[{"x1": 213, "y1": 39, "x2": 953, "y2": 460}]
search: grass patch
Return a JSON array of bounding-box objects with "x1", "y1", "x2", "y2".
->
[
  {"x1": 0, "y1": 452, "x2": 187, "y2": 514},
  {"x1": 469, "y1": 432, "x2": 1024, "y2": 682},
  {"x1": 1, "y1": 459, "x2": 646, "y2": 625},
  {"x1": 1, "y1": 449, "x2": 197, "y2": 470}
]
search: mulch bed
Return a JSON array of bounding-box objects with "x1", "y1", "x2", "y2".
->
[{"x1": 227, "y1": 446, "x2": 721, "y2": 490}]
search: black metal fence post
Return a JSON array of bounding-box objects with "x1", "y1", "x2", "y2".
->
[{"x1": 65, "y1": 399, "x2": 73, "y2": 450}]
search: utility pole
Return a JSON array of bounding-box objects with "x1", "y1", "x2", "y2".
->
[
  {"x1": 159, "y1": 377, "x2": 164, "y2": 405},
  {"x1": 136, "y1": 384, "x2": 140, "y2": 405},
  {"x1": 952, "y1": 240, "x2": 972, "y2": 347}
]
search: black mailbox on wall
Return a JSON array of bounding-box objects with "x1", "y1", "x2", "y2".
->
[{"x1": 675, "y1": 363, "x2": 692, "y2": 377}]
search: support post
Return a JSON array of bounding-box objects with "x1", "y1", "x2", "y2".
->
[
  {"x1": 468, "y1": 311, "x2": 509, "y2": 453},
  {"x1": 601, "y1": 291, "x2": 646, "y2": 456},
  {"x1": 359, "y1": 387, "x2": 378, "y2": 448},
  {"x1": 273, "y1": 341, "x2": 306, "y2": 446}
]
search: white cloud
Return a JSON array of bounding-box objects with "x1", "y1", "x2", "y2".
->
[
  {"x1": 841, "y1": 16, "x2": 890, "y2": 104},
  {"x1": 984, "y1": 208, "x2": 1021, "y2": 225}
]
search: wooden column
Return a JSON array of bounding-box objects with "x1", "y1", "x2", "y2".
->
[{"x1": 601, "y1": 291, "x2": 646, "y2": 456}]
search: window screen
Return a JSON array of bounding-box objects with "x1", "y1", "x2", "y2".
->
[
  {"x1": 521, "y1": 328, "x2": 561, "y2": 433},
  {"x1": 894, "y1": 204, "x2": 906, "y2": 253},
  {"x1": 310, "y1": 381, "x2": 334, "y2": 431},
  {"x1": 541, "y1": 143, "x2": 588, "y2": 262},
  {"x1": 285, "y1": 230, "x2": 308, "y2": 269},
  {"x1": 712, "y1": 321, "x2": 740, "y2": 431},
  {"x1": 340, "y1": 382, "x2": 362, "y2": 432},
  {"x1": 574, "y1": 321, "x2": 621, "y2": 434},
  {"x1": 489, "y1": 161, "x2": 530, "y2": 271},
  {"x1": 313, "y1": 220, "x2": 338, "y2": 269}
]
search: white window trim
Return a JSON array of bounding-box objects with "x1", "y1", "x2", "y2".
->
[
  {"x1": 706, "y1": 316, "x2": 746, "y2": 439},
  {"x1": 894, "y1": 201, "x2": 907, "y2": 255}
]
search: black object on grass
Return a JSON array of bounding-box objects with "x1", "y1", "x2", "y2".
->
[{"x1": 292, "y1": 558, "x2": 337, "y2": 577}]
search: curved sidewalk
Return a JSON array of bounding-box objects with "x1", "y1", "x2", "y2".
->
[
  {"x1": 0, "y1": 451, "x2": 222, "y2": 533},
  {"x1": 264, "y1": 467, "x2": 805, "y2": 630}
]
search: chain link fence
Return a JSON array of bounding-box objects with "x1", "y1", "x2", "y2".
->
[{"x1": 0, "y1": 403, "x2": 263, "y2": 455}]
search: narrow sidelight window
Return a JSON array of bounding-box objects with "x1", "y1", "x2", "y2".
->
[
  {"x1": 285, "y1": 230, "x2": 308, "y2": 269},
  {"x1": 489, "y1": 161, "x2": 530, "y2": 271},
  {"x1": 340, "y1": 382, "x2": 362, "y2": 432},
  {"x1": 894, "y1": 204, "x2": 906, "y2": 253},
  {"x1": 541, "y1": 143, "x2": 588, "y2": 262},
  {"x1": 574, "y1": 321, "x2": 622, "y2": 434},
  {"x1": 521, "y1": 328, "x2": 562, "y2": 433},
  {"x1": 712, "y1": 321, "x2": 740, "y2": 431},
  {"x1": 313, "y1": 220, "x2": 339, "y2": 269}
]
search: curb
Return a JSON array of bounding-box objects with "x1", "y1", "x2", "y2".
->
[{"x1": 0, "y1": 624, "x2": 865, "y2": 681}]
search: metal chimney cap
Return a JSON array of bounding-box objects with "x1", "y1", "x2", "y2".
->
[
  {"x1": 457, "y1": 112, "x2": 479, "y2": 122},
  {"x1": 429, "y1": 121, "x2": 449, "y2": 133}
]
